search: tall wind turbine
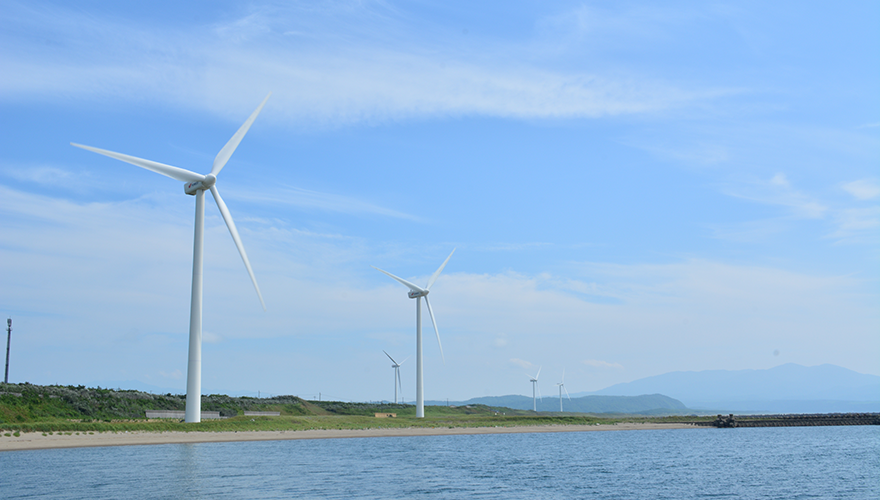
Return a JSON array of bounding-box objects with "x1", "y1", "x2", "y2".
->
[
  {"x1": 383, "y1": 350, "x2": 408, "y2": 404},
  {"x1": 373, "y1": 249, "x2": 454, "y2": 418},
  {"x1": 527, "y1": 367, "x2": 542, "y2": 412},
  {"x1": 72, "y1": 94, "x2": 270, "y2": 423},
  {"x1": 557, "y1": 369, "x2": 571, "y2": 412}
]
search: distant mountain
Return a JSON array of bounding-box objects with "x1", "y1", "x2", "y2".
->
[
  {"x1": 427, "y1": 393, "x2": 688, "y2": 414},
  {"x1": 575, "y1": 364, "x2": 880, "y2": 413}
]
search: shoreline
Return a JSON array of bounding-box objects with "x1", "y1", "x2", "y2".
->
[{"x1": 0, "y1": 423, "x2": 701, "y2": 451}]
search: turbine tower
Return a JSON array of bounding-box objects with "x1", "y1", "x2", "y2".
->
[
  {"x1": 383, "y1": 350, "x2": 408, "y2": 404},
  {"x1": 527, "y1": 367, "x2": 542, "y2": 412},
  {"x1": 72, "y1": 94, "x2": 270, "y2": 423},
  {"x1": 373, "y1": 249, "x2": 454, "y2": 418},
  {"x1": 557, "y1": 369, "x2": 571, "y2": 412}
]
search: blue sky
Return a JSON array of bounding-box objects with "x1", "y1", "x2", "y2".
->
[{"x1": 1, "y1": 0, "x2": 877, "y2": 402}]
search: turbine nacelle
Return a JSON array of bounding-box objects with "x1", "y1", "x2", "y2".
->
[
  {"x1": 407, "y1": 289, "x2": 428, "y2": 299},
  {"x1": 183, "y1": 174, "x2": 216, "y2": 195}
]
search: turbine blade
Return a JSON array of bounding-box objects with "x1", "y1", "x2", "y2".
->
[
  {"x1": 424, "y1": 296, "x2": 444, "y2": 363},
  {"x1": 372, "y1": 266, "x2": 427, "y2": 294},
  {"x1": 397, "y1": 370, "x2": 403, "y2": 393},
  {"x1": 426, "y1": 248, "x2": 455, "y2": 290},
  {"x1": 383, "y1": 350, "x2": 398, "y2": 364},
  {"x1": 71, "y1": 143, "x2": 203, "y2": 182},
  {"x1": 564, "y1": 385, "x2": 571, "y2": 400},
  {"x1": 210, "y1": 186, "x2": 266, "y2": 311},
  {"x1": 400, "y1": 356, "x2": 410, "y2": 366},
  {"x1": 536, "y1": 367, "x2": 541, "y2": 380},
  {"x1": 212, "y1": 93, "x2": 271, "y2": 176}
]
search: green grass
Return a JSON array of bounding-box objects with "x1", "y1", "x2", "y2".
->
[
  {"x1": 0, "y1": 412, "x2": 624, "y2": 434},
  {"x1": 0, "y1": 382, "x2": 714, "y2": 434},
  {"x1": 0, "y1": 410, "x2": 713, "y2": 435}
]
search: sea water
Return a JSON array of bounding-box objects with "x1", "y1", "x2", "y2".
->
[{"x1": 1, "y1": 425, "x2": 877, "y2": 499}]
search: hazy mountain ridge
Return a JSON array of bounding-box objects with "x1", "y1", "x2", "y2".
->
[
  {"x1": 575, "y1": 364, "x2": 880, "y2": 413},
  {"x1": 427, "y1": 394, "x2": 688, "y2": 414}
]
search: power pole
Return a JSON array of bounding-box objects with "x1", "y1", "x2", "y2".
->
[{"x1": 4, "y1": 318, "x2": 11, "y2": 384}]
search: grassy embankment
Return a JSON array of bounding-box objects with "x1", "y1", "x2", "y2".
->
[{"x1": 0, "y1": 383, "x2": 712, "y2": 435}]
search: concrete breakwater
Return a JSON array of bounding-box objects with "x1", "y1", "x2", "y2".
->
[{"x1": 696, "y1": 413, "x2": 880, "y2": 428}]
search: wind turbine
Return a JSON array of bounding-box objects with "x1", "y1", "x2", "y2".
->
[
  {"x1": 527, "y1": 367, "x2": 542, "y2": 412},
  {"x1": 373, "y1": 249, "x2": 454, "y2": 418},
  {"x1": 71, "y1": 94, "x2": 271, "y2": 423},
  {"x1": 557, "y1": 368, "x2": 571, "y2": 412},
  {"x1": 383, "y1": 350, "x2": 408, "y2": 404}
]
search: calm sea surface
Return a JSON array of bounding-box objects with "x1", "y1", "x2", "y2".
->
[{"x1": 1, "y1": 426, "x2": 877, "y2": 499}]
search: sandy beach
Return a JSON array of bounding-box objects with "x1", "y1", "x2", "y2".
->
[{"x1": 0, "y1": 423, "x2": 701, "y2": 451}]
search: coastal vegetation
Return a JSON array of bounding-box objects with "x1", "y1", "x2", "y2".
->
[{"x1": 0, "y1": 382, "x2": 711, "y2": 434}]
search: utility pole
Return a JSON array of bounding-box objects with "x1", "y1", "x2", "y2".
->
[{"x1": 4, "y1": 318, "x2": 11, "y2": 384}]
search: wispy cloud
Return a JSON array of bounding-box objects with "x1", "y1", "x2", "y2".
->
[
  {"x1": 827, "y1": 207, "x2": 880, "y2": 244},
  {"x1": 0, "y1": 1, "x2": 733, "y2": 127},
  {"x1": 716, "y1": 174, "x2": 879, "y2": 243},
  {"x1": 582, "y1": 359, "x2": 624, "y2": 369},
  {"x1": 202, "y1": 331, "x2": 224, "y2": 344},
  {"x1": 627, "y1": 140, "x2": 731, "y2": 167},
  {"x1": 3, "y1": 181, "x2": 878, "y2": 391},
  {"x1": 509, "y1": 358, "x2": 535, "y2": 370},
  {"x1": 0, "y1": 162, "x2": 102, "y2": 195},
  {"x1": 723, "y1": 172, "x2": 827, "y2": 219},
  {"x1": 841, "y1": 179, "x2": 880, "y2": 200},
  {"x1": 708, "y1": 217, "x2": 791, "y2": 243},
  {"x1": 235, "y1": 185, "x2": 421, "y2": 221},
  {"x1": 474, "y1": 242, "x2": 553, "y2": 252}
]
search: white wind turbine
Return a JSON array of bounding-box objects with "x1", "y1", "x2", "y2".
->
[
  {"x1": 557, "y1": 368, "x2": 571, "y2": 412},
  {"x1": 373, "y1": 249, "x2": 454, "y2": 418},
  {"x1": 72, "y1": 94, "x2": 271, "y2": 423},
  {"x1": 527, "y1": 367, "x2": 542, "y2": 412},
  {"x1": 383, "y1": 350, "x2": 408, "y2": 404}
]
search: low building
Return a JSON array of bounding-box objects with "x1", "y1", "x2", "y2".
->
[{"x1": 145, "y1": 410, "x2": 221, "y2": 419}]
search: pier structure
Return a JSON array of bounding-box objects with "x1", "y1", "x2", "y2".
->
[{"x1": 694, "y1": 413, "x2": 880, "y2": 428}]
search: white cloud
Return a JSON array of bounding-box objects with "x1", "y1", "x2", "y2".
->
[
  {"x1": 627, "y1": 140, "x2": 731, "y2": 167},
  {"x1": 841, "y1": 179, "x2": 880, "y2": 200},
  {"x1": 769, "y1": 172, "x2": 789, "y2": 187},
  {"x1": 708, "y1": 217, "x2": 790, "y2": 243},
  {"x1": 3, "y1": 181, "x2": 878, "y2": 395},
  {"x1": 723, "y1": 173, "x2": 827, "y2": 219},
  {"x1": 509, "y1": 358, "x2": 534, "y2": 370},
  {"x1": 0, "y1": 1, "x2": 732, "y2": 127},
  {"x1": 234, "y1": 186, "x2": 420, "y2": 221},
  {"x1": 202, "y1": 331, "x2": 224, "y2": 344},
  {"x1": 0, "y1": 164, "x2": 89, "y2": 188},
  {"x1": 582, "y1": 359, "x2": 624, "y2": 369},
  {"x1": 827, "y1": 207, "x2": 880, "y2": 243},
  {"x1": 718, "y1": 175, "x2": 879, "y2": 243}
]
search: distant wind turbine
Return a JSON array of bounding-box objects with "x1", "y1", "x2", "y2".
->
[
  {"x1": 557, "y1": 368, "x2": 571, "y2": 412},
  {"x1": 527, "y1": 367, "x2": 542, "y2": 412},
  {"x1": 72, "y1": 94, "x2": 271, "y2": 423},
  {"x1": 373, "y1": 249, "x2": 454, "y2": 418},
  {"x1": 383, "y1": 350, "x2": 408, "y2": 404}
]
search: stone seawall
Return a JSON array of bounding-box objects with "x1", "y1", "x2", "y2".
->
[{"x1": 695, "y1": 413, "x2": 880, "y2": 428}]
